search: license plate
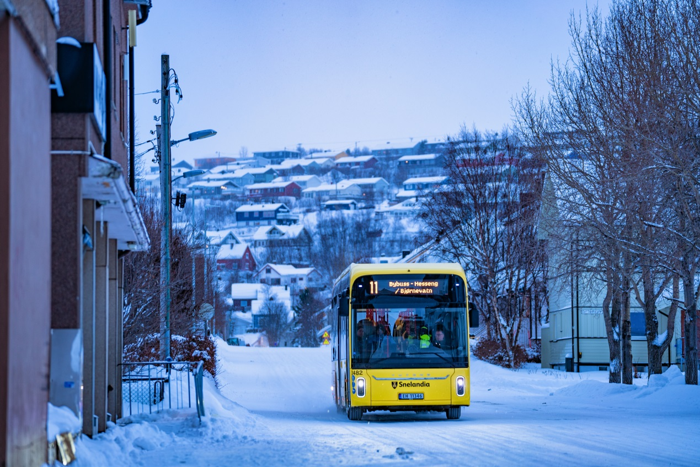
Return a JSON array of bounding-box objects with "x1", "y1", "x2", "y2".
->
[{"x1": 398, "y1": 393, "x2": 424, "y2": 400}]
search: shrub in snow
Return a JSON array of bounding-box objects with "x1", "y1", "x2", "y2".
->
[
  {"x1": 472, "y1": 337, "x2": 528, "y2": 369},
  {"x1": 123, "y1": 334, "x2": 217, "y2": 377}
]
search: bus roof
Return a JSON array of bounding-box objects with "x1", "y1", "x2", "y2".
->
[{"x1": 333, "y1": 262, "x2": 465, "y2": 292}]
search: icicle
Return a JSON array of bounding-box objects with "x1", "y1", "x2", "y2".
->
[{"x1": 100, "y1": 204, "x2": 104, "y2": 236}]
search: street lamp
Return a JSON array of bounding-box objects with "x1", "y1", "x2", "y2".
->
[
  {"x1": 161, "y1": 125, "x2": 216, "y2": 361},
  {"x1": 170, "y1": 129, "x2": 217, "y2": 147},
  {"x1": 173, "y1": 169, "x2": 205, "y2": 183}
]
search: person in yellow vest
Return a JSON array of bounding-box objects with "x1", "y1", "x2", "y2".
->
[{"x1": 419, "y1": 325, "x2": 431, "y2": 349}]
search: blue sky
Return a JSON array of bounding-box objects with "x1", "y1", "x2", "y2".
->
[{"x1": 134, "y1": 0, "x2": 608, "y2": 165}]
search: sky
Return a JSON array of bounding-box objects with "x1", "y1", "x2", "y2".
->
[{"x1": 134, "y1": 0, "x2": 609, "y2": 166}]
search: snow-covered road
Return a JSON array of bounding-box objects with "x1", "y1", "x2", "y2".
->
[{"x1": 75, "y1": 340, "x2": 700, "y2": 466}]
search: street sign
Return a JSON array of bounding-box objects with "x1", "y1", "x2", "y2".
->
[
  {"x1": 322, "y1": 331, "x2": 330, "y2": 345},
  {"x1": 198, "y1": 303, "x2": 215, "y2": 320}
]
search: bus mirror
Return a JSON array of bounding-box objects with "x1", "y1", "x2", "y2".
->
[
  {"x1": 469, "y1": 303, "x2": 479, "y2": 328},
  {"x1": 339, "y1": 298, "x2": 349, "y2": 317}
]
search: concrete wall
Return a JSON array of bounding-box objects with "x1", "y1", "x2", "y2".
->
[{"x1": 0, "y1": 9, "x2": 54, "y2": 465}]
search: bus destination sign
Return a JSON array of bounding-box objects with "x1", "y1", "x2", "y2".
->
[{"x1": 368, "y1": 278, "x2": 447, "y2": 296}]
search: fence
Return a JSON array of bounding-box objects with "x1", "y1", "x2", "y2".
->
[{"x1": 121, "y1": 361, "x2": 205, "y2": 420}]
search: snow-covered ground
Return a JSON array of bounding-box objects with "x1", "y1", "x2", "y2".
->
[{"x1": 69, "y1": 339, "x2": 700, "y2": 466}]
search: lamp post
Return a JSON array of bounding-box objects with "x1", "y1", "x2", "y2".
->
[{"x1": 159, "y1": 54, "x2": 216, "y2": 361}]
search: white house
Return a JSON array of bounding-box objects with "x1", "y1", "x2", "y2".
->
[
  {"x1": 254, "y1": 264, "x2": 322, "y2": 292},
  {"x1": 396, "y1": 176, "x2": 449, "y2": 199},
  {"x1": 302, "y1": 182, "x2": 362, "y2": 200},
  {"x1": 252, "y1": 225, "x2": 312, "y2": 248},
  {"x1": 272, "y1": 175, "x2": 323, "y2": 190}
]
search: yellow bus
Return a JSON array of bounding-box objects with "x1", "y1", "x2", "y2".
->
[{"x1": 330, "y1": 263, "x2": 476, "y2": 421}]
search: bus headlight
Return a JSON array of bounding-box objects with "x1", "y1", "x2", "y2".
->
[
  {"x1": 456, "y1": 376, "x2": 465, "y2": 396},
  {"x1": 357, "y1": 377, "x2": 366, "y2": 397}
]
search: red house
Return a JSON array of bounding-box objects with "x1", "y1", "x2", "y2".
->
[
  {"x1": 216, "y1": 244, "x2": 257, "y2": 272},
  {"x1": 245, "y1": 181, "x2": 302, "y2": 200}
]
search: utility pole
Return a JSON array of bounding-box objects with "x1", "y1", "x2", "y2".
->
[{"x1": 159, "y1": 54, "x2": 172, "y2": 360}]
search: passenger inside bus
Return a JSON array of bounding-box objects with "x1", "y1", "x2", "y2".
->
[
  {"x1": 372, "y1": 322, "x2": 395, "y2": 358},
  {"x1": 433, "y1": 323, "x2": 453, "y2": 350},
  {"x1": 354, "y1": 319, "x2": 376, "y2": 362}
]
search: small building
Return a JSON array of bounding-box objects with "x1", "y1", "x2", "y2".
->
[
  {"x1": 216, "y1": 243, "x2": 257, "y2": 272},
  {"x1": 302, "y1": 182, "x2": 362, "y2": 201},
  {"x1": 252, "y1": 225, "x2": 312, "y2": 248},
  {"x1": 396, "y1": 176, "x2": 449, "y2": 199},
  {"x1": 375, "y1": 197, "x2": 421, "y2": 219},
  {"x1": 187, "y1": 180, "x2": 240, "y2": 198},
  {"x1": 242, "y1": 167, "x2": 279, "y2": 184},
  {"x1": 335, "y1": 155, "x2": 378, "y2": 170},
  {"x1": 342, "y1": 177, "x2": 390, "y2": 199},
  {"x1": 172, "y1": 160, "x2": 194, "y2": 176},
  {"x1": 203, "y1": 169, "x2": 256, "y2": 188},
  {"x1": 245, "y1": 181, "x2": 302, "y2": 200},
  {"x1": 272, "y1": 175, "x2": 323, "y2": 190},
  {"x1": 397, "y1": 154, "x2": 443, "y2": 174},
  {"x1": 195, "y1": 156, "x2": 237, "y2": 170},
  {"x1": 254, "y1": 264, "x2": 323, "y2": 292},
  {"x1": 323, "y1": 200, "x2": 358, "y2": 211},
  {"x1": 235, "y1": 203, "x2": 291, "y2": 227},
  {"x1": 253, "y1": 149, "x2": 301, "y2": 165}
]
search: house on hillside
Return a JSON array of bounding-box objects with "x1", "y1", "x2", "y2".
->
[
  {"x1": 253, "y1": 149, "x2": 301, "y2": 165},
  {"x1": 255, "y1": 264, "x2": 323, "y2": 295},
  {"x1": 272, "y1": 175, "x2": 323, "y2": 190},
  {"x1": 195, "y1": 156, "x2": 237, "y2": 170},
  {"x1": 307, "y1": 150, "x2": 350, "y2": 160},
  {"x1": 396, "y1": 176, "x2": 449, "y2": 199},
  {"x1": 375, "y1": 197, "x2": 421, "y2": 219},
  {"x1": 205, "y1": 229, "x2": 243, "y2": 248},
  {"x1": 230, "y1": 283, "x2": 292, "y2": 325},
  {"x1": 187, "y1": 180, "x2": 240, "y2": 198},
  {"x1": 397, "y1": 153, "x2": 443, "y2": 175},
  {"x1": 203, "y1": 169, "x2": 256, "y2": 188},
  {"x1": 245, "y1": 181, "x2": 302, "y2": 201},
  {"x1": 302, "y1": 182, "x2": 362, "y2": 201},
  {"x1": 235, "y1": 203, "x2": 295, "y2": 227},
  {"x1": 335, "y1": 155, "x2": 378, "y2": 170},
  {"x1": 371, "y1": 141, "x2": 422, "y2": 158},
  {"x1": 243, "y1": 167, "x2": 279, "y2": 184},
  {"x1": 323, "y1": 200, "x2": 358, "y2": 211},
  {"x1": 252, "y1": 225, "x2": 312, "y2": 248},
  {"x1": 343, "y1": 177, "x2": 390, "y2": 200},
  {"x1": 216, "y1": 243, "x2": 257, "y2": 272}
]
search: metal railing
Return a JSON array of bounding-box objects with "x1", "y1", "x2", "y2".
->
[{"x1": 121, "y1": 361, "x2": 205, "y2": 420}]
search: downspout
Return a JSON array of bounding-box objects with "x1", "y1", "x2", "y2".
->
[
  {"x1": 576, "y1": 266, "x2": 580, "y2": 372},
  {"x1": 103, "y1": 0, "x2": 112, "y2": 159},
  {"x1": 129, "y1": 1, "x2": 150, "y2": 192}
]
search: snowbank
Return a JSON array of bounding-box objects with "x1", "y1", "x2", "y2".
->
[{"x1": 47, "y1": 404, "x2": 81, "y2": 442}]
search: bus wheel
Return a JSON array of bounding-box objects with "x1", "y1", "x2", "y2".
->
[
  {"x1": 446, "y1": 407, "x2": 461, "y2": 420},
  {"x1": 347, "y1": 406, "x2": 363, "y2": 421}
]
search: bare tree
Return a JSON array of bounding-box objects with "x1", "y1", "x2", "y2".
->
[
  {"x1": 419, "y1": 129, "x2": 546, "y2": 368},
  {"x1": 516, "y1": 0, "x2": 700, "y2": 382}
]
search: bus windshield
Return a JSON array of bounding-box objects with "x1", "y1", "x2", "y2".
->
[{"x1": 352, "y1": 306, "x2": 468, "y2": 369}]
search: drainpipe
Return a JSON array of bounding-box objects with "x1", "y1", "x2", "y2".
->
[{"x1": 103, "y1": 0, "x2": 112, "y2": 159}]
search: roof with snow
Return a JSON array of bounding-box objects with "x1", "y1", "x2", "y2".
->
[
  {"x1": 188, "y1": 180, "x2": 238, "y2": 188},
  {"x1": 339, "y1": 177, "x2": 388, "y2": 187},
  {"x1": 398, "y1": 154, "x2": 440, "y2": 162},
  {"x1": 235, "y1": 203, "x2": 288, "y2": 212},
  {"x1": 245, "y1": 181, "x2": 298, "y2": 190},
  {"x1": 335, "y1": 155, "x2": 376, "y2": 164},
  {"x1": 403, "y1": 176, "x2": 449, "y2": 185},
  {"x1": 216, "y1": 243, "x2": 250, "y2": 260},
  {"x1": 252, "y1": 225, "x2": 307, "y2": 241},
  {"x1": 255, "y1": 263, "x2": 319, "y2": 277}
]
